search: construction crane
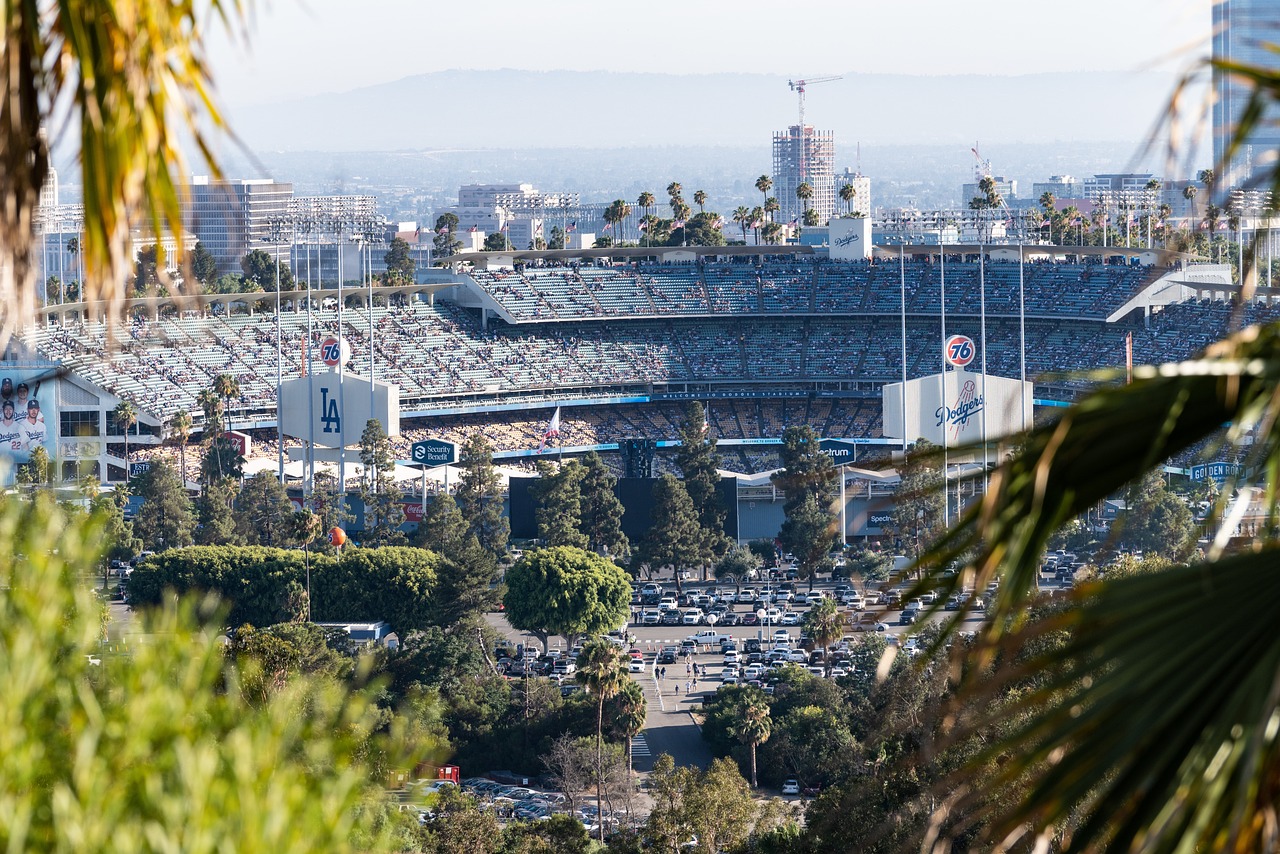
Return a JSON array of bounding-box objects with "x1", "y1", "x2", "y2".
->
[{"x1": 788, "y1": 75, "x2": 842, "y2": 131}]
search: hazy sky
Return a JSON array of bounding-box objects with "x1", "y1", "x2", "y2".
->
[{"x1": 208, "y1": 0, "x2": 1216, "y2": 106}]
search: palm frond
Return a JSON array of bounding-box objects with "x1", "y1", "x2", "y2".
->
[
  {"x1": 915, "y1": 323, "x2": 1280, "y2": 650},
  {"x1": 942, "y1": 549, "x2": 1280, "y2": 853}
]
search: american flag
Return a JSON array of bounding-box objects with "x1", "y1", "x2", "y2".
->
[
  {"x1": 537, "y1": 407, "x2": 562, "y2": 454},
  {"x1": 436, "y1": 226, "x2": 449, "y2": 235},
  {"x1": 468, "y1": 226, "x2": 477, "y2": 233},
  {"x1": 713, "y1": 217, "x2": 726, "y2": 229},
  {"x1": 602, "y1": 222, "x2": 612, "y2": 231},
  {"x1": 566, "y1": 222, "x2": 577, "y2": 233},
  {"x1": 673, "y1": 219, "x2": 686, "y2": 229},
  {"x1": 638, "y1": 220, "x2": 648, "y2": 232}
]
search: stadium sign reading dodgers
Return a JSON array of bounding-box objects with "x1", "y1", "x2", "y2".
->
[
  {"x1": 828, "y1": 217, "x2": 872, "y2": 261},
  {"x1": 935, "y1": 379, "x2": 984, "y2": 442},
  {"x1": 882, "y1": 368, "x2": 1032, "y2": 447},
  {"x1": 277, "y1": 374, "x2": 400, "y2": 448}
]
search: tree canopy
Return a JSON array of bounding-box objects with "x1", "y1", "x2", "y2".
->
[{"x1": 503, "y1": 546, "x2": 631, "y2": 651}]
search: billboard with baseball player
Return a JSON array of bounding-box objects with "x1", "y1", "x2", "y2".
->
[{"x1": 0, "y1": 364, "x2": 56, "y2": 480}]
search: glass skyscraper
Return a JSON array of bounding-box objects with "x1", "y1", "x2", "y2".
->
[{"x1": 1213, "y1": 0, "x2": 1280, "y2": 189}]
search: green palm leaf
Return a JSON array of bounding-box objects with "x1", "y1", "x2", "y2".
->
[{"x1": 943, "y1": 550, "x2": 1280, "y2": 853}]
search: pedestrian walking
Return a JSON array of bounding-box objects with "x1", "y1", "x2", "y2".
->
[{"x1": 686, "y1": 680, "x2": 692, "y2": 694}]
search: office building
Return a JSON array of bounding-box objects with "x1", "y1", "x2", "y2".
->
[
  {"x1": 1213, "y1": 0, "x2": 1280, "y2": 189},
  {"x1": 185, "y1": 177, "x2": 293, "y2": 275}
]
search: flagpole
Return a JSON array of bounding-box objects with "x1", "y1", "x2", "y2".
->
[
  {"x1": 1019, "y1": 241, "x2": 1027, "y2": 433},
  {"x1": 940, "y1": 244, "x2": 948, "y2": 528},
  {"x1": 979, "y1": 244, "x2": 988, "y2": 491},
  {"x1": 899, "y1": 246, "x2": 907, "y2": 457}
]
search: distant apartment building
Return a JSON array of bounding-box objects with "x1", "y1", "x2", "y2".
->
[
  {"x1": 450, "y1": 183, "x2": 581, "y2": 249},
  {"x1": 1213, "y1": 0, "x2": 1280, "y2": 190},
  {"x1": 1031, "y1": 175, "x2": 1081, "y2": 202},
  {"x1": 185, "y1": 177, "x2": 294, "y2": 275},
  {"x1": 960, "y1": 176, "x2": 1018, "y2": 208},
  {"x1": 772, "y1": 125, "x2": 837, "y2": 225},
  {"x1": 834, "y1": 168, "x2": 871, "y2": 216}
]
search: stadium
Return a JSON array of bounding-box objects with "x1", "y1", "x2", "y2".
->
[{"x1": 8, "y1": 242, "x2": 1256, "y2": 538}]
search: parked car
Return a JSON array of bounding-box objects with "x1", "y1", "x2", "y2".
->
[
  {"x1": 629, "y1": 658, "x2": 647, "y2": 673},
  {"x1": 782, "y1": 779, "x2": 801, "y2": 795},
  {"x1": 660, "y1": 611, "x2": 682, "y2": 626}
]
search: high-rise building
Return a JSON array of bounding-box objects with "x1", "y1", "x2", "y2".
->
[
  {"x1": 834, "y1": 168, "x2": 872, "y2": 217},
  {"x1": 185, "y1": 177, "x2": 293, "y2": 275},
  {"x1": 772, "y1": 125, "x2": 836, "y2": 225},
  {"x1": 1213, "y1": 0, "x2": 1280, "y2": 190}
]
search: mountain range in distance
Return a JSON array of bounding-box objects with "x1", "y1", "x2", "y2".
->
[{"x1": 228, "y1": 68, "x2": 1201, "y2": 153}]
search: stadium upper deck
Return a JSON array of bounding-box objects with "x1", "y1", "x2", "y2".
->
[
  {"x1": 463, "y1": 257, "x2": 1168, "y2": 324},
  {"x1": 19, "y1": 254, "x2": 1265, "y2": 432}
]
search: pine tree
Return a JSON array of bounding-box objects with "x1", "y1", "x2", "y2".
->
[
  {"x1": 579, "y1": 452, "x2": 630, "y2": 562},
  {"x1": 131, "y1": 459, "x2": 195, "y2": 551},
  {"x1": 531, "y1": 459, "x2": 588, "y2": 549},
  {"x1": 638, "y1": 474, "x2": 704, "y2": 592},
  {"x1": 774, "y1": 425, "x2": 839, "y2": 588},
  {"x1": 359, "y1": 418, "x2": 405, "y2": 545},
  {"x1": 235, "y1": 471, "x2": 296, "y2": 547},
  {"x1": 891, "y1": 439, "x2": 945, "y2": 558},
  {"x1": 673, "y1": 402, "x2": 728, "y2": 560},
  {"x1": 414, "y1": 493, "x2": 499, "y2": 627},
  {"x1": 456, "y1": 433, "x2": 510, "y2": 559},
  {"x1": 195, "y1": 479, "x2": 244, "y2": 546}
]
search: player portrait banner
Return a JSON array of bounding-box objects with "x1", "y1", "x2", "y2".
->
[{"x1": 0, "y1": 363, "x2": 58, "y2": 483}]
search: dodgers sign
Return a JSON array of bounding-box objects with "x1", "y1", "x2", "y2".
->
[
  {"x1": 278, "y1": 373, "x2": 401, "y2": 448},
  {"x1": 944, "y1": 335, "x2": 976, "y2": 368},
  {"x1": 411, "y1": 439, "x2": 457, "y2": 467}
]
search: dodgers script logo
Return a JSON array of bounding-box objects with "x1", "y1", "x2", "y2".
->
[
  {"x1": 935, "y1": 380, "x2": 983, "y2": 441},
  {"x1": 833, "y1": 231, "x2": 861, "y2": 247}
]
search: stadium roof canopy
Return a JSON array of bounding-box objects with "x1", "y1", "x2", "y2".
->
[
  {"x1": 871, "y1": 243, "x2": 1202, "y2": 266},
  {"x1": 433, "y1": 244, "x2": 815, "y2": 269}
]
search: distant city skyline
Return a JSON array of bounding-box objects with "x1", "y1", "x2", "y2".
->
[{"x1": 209, "y1": 0, "x2": 1214, "y2": 108}]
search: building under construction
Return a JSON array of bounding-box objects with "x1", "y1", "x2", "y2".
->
[{"x1": 772, "y1": 124, "x2": 836, "y2": 225}]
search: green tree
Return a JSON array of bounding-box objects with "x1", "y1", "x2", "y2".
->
[
  {"x1": 237, "y1": 470, "x2": 297, "y2": 547},
  {"x1": 891, "y1": 439, "x2": 944, "y2": 557},
  {"x1": 414, "y1": 493, "x2": 500, "y2": 627},
  {"x1": 575, "y1": 638, "x2": 629, "y2": 843},
  {"x1": 715, "y1": 544, "x2": 761, "y2": 593},
  {"x1": 240, "y1": 247, "x2": 294, "y2": 291},
  {"x1": 839, "y1": 183, "x2": 856, "y2": 215},
  {"x1": 779, "y1": 493, "x2": 839, "y2": 591},
  {"x1": 195, "y1": 477, "x2": 243, "y2": 546},
  {"x1": 382, "y1": 236, "x2": 416, "y2": 285},
  {"x1": 0, "y1": 497, "x2": 404, "y2": 854},
  {"x1": 637, "y1": 474, "x2": 705, "y2": 592},
  {"x1": 733, "y1": 695, "x2": 772, "y2": 788},
  {"x1": 1117, "y1": 470, "x2": 1196, "y2": 560},
  {"x1": 503, "y1": 546, "x2": 631, "y2": 652},
  {"x1": 683, "y1": 757, "x2": 759, "y2": 854},
  {"x1": 674, "y1": 401, "x2": 728, "y2": 559},
  {"x1": 132, "y1": 245, "x2": 162, "y2": 295},
  {"x1": 197, "y1": 386, "x2": 223, "y2": 435},
  {"x1": 131, "y1": 458, "x2": 194, "y2": 550},
  {"x1": 456, "y1": 433, "x2": 509, "y2": 559},
  {"x1": 483, "y1": 232, "x2": 507, "y2": 252},
  {"x1": 213, "y1": 373, "x2": 240, "y2": 432},
  {"x1": 613, "y1": 679, "x2": 647, "y2": 780},
  {"x1": 579, "y1": 452, "x2": 629, "y2": 562},
  {"x1": 112, "y1": 396, "x2": 138, "y2": 480},
  {"x1": 90, "y1": 488, "x2": 141, "y2": 583},
  {"x1": 168, "y1": 409, "x2": 192, "y2": 484},
  {"x1": 795, "y1": 182, "x2": 813, "y2": 217},
  {"x1": 16, "y1": 443, "x2": 51, "y2": 486},
  {"x1": 732, "y1": 205, "x2": 751, "y2": 243},
  {"x1": 802, "y1": 208, "x2": 821, "y2": 227},
  {"x1": 190, "y1": 240, "x2": 218, "y2": 287},
  {"x1": 693, "y1": 189, "x2": 708, "y2": 213},
  {"x1": 802, "y1": 598, "x2": 843, "y2": 676},
  {"x1": 359, "y1": 418, "x2": 405, "y2": 545},
  {"x1": 531, "y1": 459, "x2": 588, "y2": 549},
  {"x1": 755, "y1": 175, "x2": 773, "y2": 216},
  {"x1": 433, "y1": 213, "x2": 461, "y2": 257}
]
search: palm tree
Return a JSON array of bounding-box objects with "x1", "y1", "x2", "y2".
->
[
  {"x1": 666, "y1": 181, "x2": 682, "y2": 201},
  {"x1": 618, "y1": 200, "x2": 632, "y2": 244},
  {"x1": 196, "y1": 388, "x2": 223, "y2": 435},
  {"x1": 113, "y1": 398, "x2": 138, "y2": 482},
  {"x1": 169, "y1": 410, "x2": 193, "y2": 485},
  {"x1": 615, "y1": 680, "x2": 647, "y2": 780},
  {"x1": 764, "y1": 196, "x2": 780, "y2": 225},
  {"x1": 803, "y1": 598, "x2": 843, "y2": 676},
  {"x1": 693, "y1": 190, "x2": 707, "y2": 214},
  {"x1": 733, "y1": 696, "x2": 771, "y2": 788},
  {"x1": 213, "y1": 373, "x2": 240, "y2": 433},
  {"x1": 755, "y1": 174, "x2": 773, "y2": 215},
  {"x1": 65, "y1": 236, "x2": 80, "y2": 301},
  {"x1": 796, "y1": 182, "x2": 813, "y2": 217},
  {"x1": 733, "y1": 206, "x2": 751, "y2": 243},
  {"x1": 1, "y1": 0, "x2": 242, "y2": 338},
  {"x1": 750, "y1": 206, "x2": 765, "y2": 244},
  {"x1": 839, "y1": 183, "x2": 856, "y2": 215},
  {"x1": 576, "y1": 639, "x2": 628, "y2": 843},
  {"x1": 637, "y1": 192, "x2": 656, "y2": 247}
]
